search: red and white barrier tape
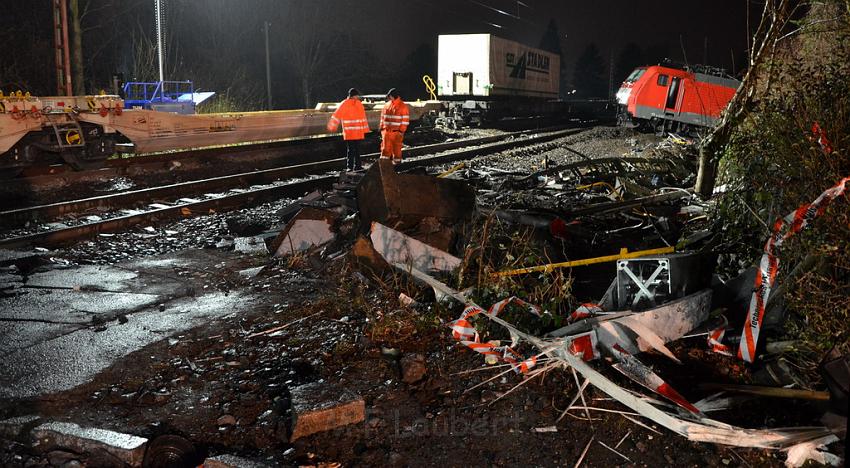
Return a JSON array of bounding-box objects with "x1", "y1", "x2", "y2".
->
[
  {"x1": 707, "y1": 316, "x2": 733, "y2": 356},
  {"x1": 569, "y1": 303, "x2": 603, "y2": 322},
  {"x1": 738, "y1": 175, "x2": 850, "y2": 362},
  {"x1": 609, "y1": 343, "x2": 702, "y2": 415},
  {"x1": 564, "y1": 331, "x2": 600, "y2": 361},
  {"x1": 811, "y1": 122, "x2": 834, "y2": 155},
  {"x1": 449, "y1": 296, "x2": 542, "y2": 373}
]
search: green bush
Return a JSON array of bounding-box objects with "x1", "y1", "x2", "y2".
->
[{"x1": 713, "y1": 2, "x2": 850, "y2": 355}]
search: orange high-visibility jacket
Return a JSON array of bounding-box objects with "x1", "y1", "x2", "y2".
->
[
  {"x1": 379, "y1": 97, "x2": 410, "y2": 133},
  {"x1": 327, "y1": 98, "x2": 370, "y2": 140}
]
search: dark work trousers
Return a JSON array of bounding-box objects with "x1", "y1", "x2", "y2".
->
[{"x1": 345, "y1": 140, "x2": 362, "y2": 170}]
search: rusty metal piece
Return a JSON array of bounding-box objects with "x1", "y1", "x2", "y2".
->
[
  {"x1": 142, "y1": 434, "x2": 202, "y2": 468},
  {"x1": 356, "y1": 159, "x2": 476, "y2": 233}
]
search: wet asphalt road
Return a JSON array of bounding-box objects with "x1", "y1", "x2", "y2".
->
[{"x1": 0, "y1": 251, "x2": 257, "y2": 399}]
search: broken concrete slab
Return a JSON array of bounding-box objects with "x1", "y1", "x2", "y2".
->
[
  {"x1": 370, "y1": 222, "x2": 461, "y2": 274},
  {"x1": 357, "y1": 159, "x2": 476, "y2": 233},
  {"x1": 289, "y1": 382, "x2": 365, "y2": 441},
  {"x1": 271, "y1": 207, "x2": 337, "y2": 257},
  {"x1": 31, "y1": 422, "x2": 147, "y2": 467}
]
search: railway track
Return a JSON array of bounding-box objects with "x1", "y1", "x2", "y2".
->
[{"x1": 0, "y1": 126, "x2": 584, "y2": 249}]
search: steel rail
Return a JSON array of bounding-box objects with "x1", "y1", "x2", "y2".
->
[{"x1": 1, "y1": 133, "x2": 512, "y2": 228}]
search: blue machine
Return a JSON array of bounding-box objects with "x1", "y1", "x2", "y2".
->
[{"x1": 122, "y1": 80, "x2": 214, "y2": 114}]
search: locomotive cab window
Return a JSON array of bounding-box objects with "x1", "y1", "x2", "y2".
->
[
  {"x1": 657, "y1": 74, "x2": 669, "y2": 86},
  {"x1": 626, "y1": 69, "x2": 646, "y2": 82}
]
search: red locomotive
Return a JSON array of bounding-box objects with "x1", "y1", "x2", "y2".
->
[{"x1": 616, "y1": 63, "x2": 740, "y2": 134}]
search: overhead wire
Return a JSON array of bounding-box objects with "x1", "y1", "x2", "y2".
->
[
  {"x1": 409, "y1": 0, "x2": 505, "y2": 30},
  {"x1": 466, "y1": 0, "x2": 540, "y2": 27}
]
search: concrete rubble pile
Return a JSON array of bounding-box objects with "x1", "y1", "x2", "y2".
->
[{"x1": 256, "y1": 144, "x2": 845, "y2": 465}]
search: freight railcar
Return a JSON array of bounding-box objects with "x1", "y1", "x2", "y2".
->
[
  {"x1": 616, "y1": 64, "x2": 739, "y2": 134},
  {"x1": 436, "y1": 34, "x2": 564, "y2": 126},
  {"x1": 0, "y1": 92, "x2": 441, "y2": 176}
]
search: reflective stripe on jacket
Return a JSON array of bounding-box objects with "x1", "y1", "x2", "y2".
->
[
  {"x1": 379, "y1": 97, "x2": 410, "y2": 133},
  {"x1": 328, "y1": 98, "x2": 370, "y2": 140}
]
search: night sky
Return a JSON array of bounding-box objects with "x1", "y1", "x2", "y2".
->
[
  {"x1": 350, "y1": 0, "x2": 752, "y2": 73},
  {"x1": 2, "y1": 0, "x2": 754, "y2": 107}
]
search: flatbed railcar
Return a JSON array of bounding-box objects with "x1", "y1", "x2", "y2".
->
[{"x1": 0, "y1": 92, "x2": 441, "y2": 176}]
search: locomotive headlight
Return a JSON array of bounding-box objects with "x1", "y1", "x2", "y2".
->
[{"x1": 615, "y1": 87, "x2": 631, "y2": 105}]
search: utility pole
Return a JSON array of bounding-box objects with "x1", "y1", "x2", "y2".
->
[
  {"x1": 264, "y1": 21, "x2": 272, "y2": 110},
  {"x1": 608, "y1": 49, "x2": 614, "y2": 100},
  {"x1": 155, "y1": 0, "x2": 164, "y2": 82},
  {"x1": 52, "y1": 0, "x2": 72, "y2": 95},
  {"x1": 69, "y1": 0, "x2": 84, "y2": 95}
]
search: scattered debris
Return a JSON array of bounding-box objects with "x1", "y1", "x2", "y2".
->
[
  {"x1": 532, "y1": 426, "x2": 557, "y2": 433},
  {"x1": 217, "y1": 414, "x2": 237, "y2": 426},
  {"x1": 234, "y1": 236, "x2": 269, "y2": 255},
  {"x1": 3, "y1": 121, "x2": 845, "y2": 466},
  {"x1": 404, "y1": 265, "x2": 837, "y2": 449},
  {"x1": 785, "y1": 439, "x2": 843, "y2": 468},
  {"x1": 289, "y1": 382, "x2": 365, "y2": 441},
  {"x1": 398, "y1": 292, "x2": 418, "y2": 307}
]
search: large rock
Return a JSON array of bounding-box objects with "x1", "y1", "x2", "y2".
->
[
  {"x1": 400, "y1": 354, "x2": 427, "y2": 384},
  {"x1": 289, "y1": 382, "x2": 365, "y2": 441}
]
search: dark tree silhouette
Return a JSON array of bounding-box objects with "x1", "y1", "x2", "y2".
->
[
  {"x1": 572, "y1": 43, "x2": 606, "y2": 98},
  {"x1": 538, "y1": 18, "x2": 567, "y2": 98},
  {"x1": 538, "y1": 19, "x2": 562, "y2": 55}
]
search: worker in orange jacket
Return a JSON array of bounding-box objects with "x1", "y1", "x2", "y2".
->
[
  {"x1": 327, "y1": 88, "x2": 370, "y2": 171},
  {"x1": 379, "y1": 88, "x2": 410, "y2": 164}
]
